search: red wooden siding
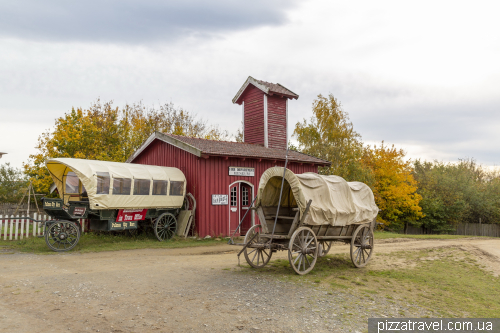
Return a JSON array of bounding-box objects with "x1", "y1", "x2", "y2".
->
[
  {"x1": 242, "y1": 85, "x2": 265, "y2": 146},
  {"x1": 132, "y1": 139, "x2": 318, "y2": 237},
  {"x1": 267, "y1": 95, "x2": 287, "y2": 150},
  {"x1": 132, "y1": 140, "x2": 200, "y2": 203},
  {"x1": 197, "y1": 156, "x2": 318, "y2": 237}
]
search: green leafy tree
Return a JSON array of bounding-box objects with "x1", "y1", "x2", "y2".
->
[
  {"x1": 293, "y1": 94, "x2": 373, "y2": 185},
  {"x1": 414, "y1": 159, "x2": 500, "y2": 232},
  {"x1": 0, "y1": 163, "x2": 27, "y2": 203},
  {"x1": 24, "y1": 100, "x2": 231, "y2": 194}
]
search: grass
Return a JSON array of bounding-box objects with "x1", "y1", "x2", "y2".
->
[
  {"x1": 239, "y1": 248, "x2": 500, "y2": 318},
  {"x1": 0, "y1": 232, "x2": 225, "y2": 254},
  {"x1": 374, "y1": 231, "x2": 475, "y2": 240}
]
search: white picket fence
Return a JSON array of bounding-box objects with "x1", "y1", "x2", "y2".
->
[{"x1": 0, "y1": 213, "x2": 89, "y2": 240}]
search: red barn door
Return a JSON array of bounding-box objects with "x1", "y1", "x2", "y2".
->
[
  {"x1": 229, "y1": 182, "x2": 254, "y2": 236},
  {"x1": 240, "y1": 183, "x2": 253, "y2": 235},
  {"x1": 229, "y1": 183, "x2": 239, "y2": 235}
]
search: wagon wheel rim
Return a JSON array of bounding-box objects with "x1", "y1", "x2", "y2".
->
[
  {"x1": 243, "y1": 224, "x2": 272, "y2": 268},
  {"x1": 288, "y1": 227, "x2": 318, "y2": 275},
  {"x1": 45, "y1": 221, "x2": 81, "y2": 252},
  {"x1": 350, "y1": 224, "x2": 374, "y2": 268},
  {"x1": 318, "y1": 240, "x2": 333, "y2": 257},
  {"x1": 154, "y1": 213, "x2": 177, "y2": 241}
]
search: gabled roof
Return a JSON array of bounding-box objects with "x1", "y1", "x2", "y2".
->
[
  {"x1": 127, "y1": 132, "x2": 330, "y2": 166},
  {"x1": 232, "y1": 76, "x2": 299, "y2": 104}
]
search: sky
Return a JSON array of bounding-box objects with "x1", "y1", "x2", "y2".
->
[{"x1": 1, "y1": 0, "x2": 499, "y2": 170}]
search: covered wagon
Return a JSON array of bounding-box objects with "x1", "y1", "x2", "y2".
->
[
  {"x1": 41, "y1": 158, "x2": 187, "y2": 251},
  {"x1": 238, "y1": 167, "x2": 379, "y2": 275}
]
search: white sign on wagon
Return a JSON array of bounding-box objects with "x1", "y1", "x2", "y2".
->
[
  {"x1": 228, "y1": 166, "x2": 255, "y2": 177},
  {"x1": 212, "y1": 194, "x2": 228, "y2": 205}
]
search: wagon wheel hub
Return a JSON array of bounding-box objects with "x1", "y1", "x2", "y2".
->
[{"x1": 59, "y1": 233, "x2": 67, "y2": 240}]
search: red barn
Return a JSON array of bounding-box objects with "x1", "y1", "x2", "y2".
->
[{"x1": 127, "y1": 76, "x2": 330, "y2": 237}]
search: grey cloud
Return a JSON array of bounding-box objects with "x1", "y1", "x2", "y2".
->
[{"x1": 0, "y1": 0, "x2": 297, "y2": 43}]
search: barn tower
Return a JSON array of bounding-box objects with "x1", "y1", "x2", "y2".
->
[{"x1": 232, "y1": 76, "x2": 299, "y2": 150}]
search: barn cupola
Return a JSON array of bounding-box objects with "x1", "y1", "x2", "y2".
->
[{"x1": 232, "y1": 76, "x2": 299, "y2": 150}]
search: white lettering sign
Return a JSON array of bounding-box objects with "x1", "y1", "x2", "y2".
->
[
  {"x1": 229, "y1": 167, "x2": 255, "y2": 177},
  {"x1": 212, "y1": 194, "x2": 228, "y2": 205}
]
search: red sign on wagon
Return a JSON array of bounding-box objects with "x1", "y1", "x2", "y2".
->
[{"x1": 116, "y1": 209, "x2": 147, "y2": 222}]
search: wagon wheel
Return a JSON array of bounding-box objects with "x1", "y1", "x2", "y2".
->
[
  {"x1": 288, "y1": 227, "x2": 318, "y2": 275},
  {"x1": 45, "y1": 221, "x2": 81, "y2": 252},
  {"x1": 154, "y1": 213, "x2": 177, "y2": 241},
  {"x1": 318, "y1": 241, "x2": 333, "y2": 257},
  {"x1": 350, "y1": 224, "x2": 374, "y2": 268},
  {"x1": 243, "y1": 224, "x2": 272, "y2": 268}
]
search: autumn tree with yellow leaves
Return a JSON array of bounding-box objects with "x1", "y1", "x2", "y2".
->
[
  {"x1": 362, "y1": 143, "x2": 423, "y2": 229},
  {"x1": 24, "y1": 100, "x2": 230, "y2": 195},
  {"x1": 293, "y1": 94, "x2": 423, "y2": 229}
]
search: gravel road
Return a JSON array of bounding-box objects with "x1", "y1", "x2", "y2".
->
[{"x1": 1, "y1": 238, "x2": 499, "y2": 333}]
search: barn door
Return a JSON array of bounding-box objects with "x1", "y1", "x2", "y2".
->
[
  {"x1": 229, "y1": 183, "x2": 240, "y2": 235},
  {"x1": 240, "y1": 183, "x2": 253, "y2": 235}
]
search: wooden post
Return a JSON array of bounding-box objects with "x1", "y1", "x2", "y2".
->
[
  {"x1": 33, "y1": 212, "x2": 37, "y2": 237},
  {"x1": 14, "y1": 215, "x2": 19, "y2": 240},
  {"x1": 9, "y1": 215, "x2": 14, "y2": 240},
  {"x1": 20, "y1": 216, "x2": 24, "y2": 240},
  {"x1": 4, "y1": 215, "x2": 8, "y2": 240}
]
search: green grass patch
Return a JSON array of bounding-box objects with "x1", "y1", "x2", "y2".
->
[
  {"x1": 239, "y1": 248, "x2": 500, "y2": 318},
  {"x1": 0, "y1": 233, "x2": 224, "y2": 254},
  {"x1": 374, "y1": 231, "x2": 475, "y2": 240}
]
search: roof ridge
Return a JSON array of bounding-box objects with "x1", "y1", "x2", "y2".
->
[{"x1": 165, "y1": 133, "x2": 258, "y2": 145}]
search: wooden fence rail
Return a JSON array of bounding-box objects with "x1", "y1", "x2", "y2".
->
[
  {"x1": 405, "y1": 223, "x2": 500, "y2": 237},
  {"x1": 0, "y1": 214, "x2": 89, "y2": 240}
]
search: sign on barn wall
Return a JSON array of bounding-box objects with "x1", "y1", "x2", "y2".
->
[
  {"x1": 228, "y1": 166, "x2": 255, "y2": 177},
  {"x1": 212, "y1": 194, "x2": 228, "y2": 205}
]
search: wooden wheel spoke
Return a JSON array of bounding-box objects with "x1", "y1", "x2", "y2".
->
[
  {"x1": 251, "y1": 249, "x2": 259, "y2": 263},
  {"x1": 304, "y1": 254, "x2": 311, "y2": 267}
]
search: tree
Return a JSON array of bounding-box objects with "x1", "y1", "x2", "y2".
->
[
  {"x1": 413, "y1": 159, "x2": 500, "y2": 232},
  {"x1": 362, "y1": 143, "x2": 423, "y2": 229},
  {"x1": 0, "y1": 163, "x2": 27, "y2": 203},
  {"x1": 293, "y1": 94, "x2": 373, "y2": 185},
  {"x1": 24, "y1": 99, "x2": 231, "y2": 194}
]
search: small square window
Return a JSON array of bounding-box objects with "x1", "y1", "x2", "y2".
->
[
  {"x1": 153, "y1": 180, "x2": 168, "y2": 195},
  {"x1": 133, "y1": 179, "x2": 151, "y2": 195},
  {"x1": 169, "y1": 181, "x2": 184, "y2": 196},
  {"x1": 112, "y1": 178, "x2": 131, "y2": 195}
]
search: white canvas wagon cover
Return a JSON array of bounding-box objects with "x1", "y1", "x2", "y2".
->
[
  {"x1": 256, "y1": 167, "x2": 378, "y2": 226},
  {"x1": 46, "y1": 158, "x2": 186, "y2": 209}
]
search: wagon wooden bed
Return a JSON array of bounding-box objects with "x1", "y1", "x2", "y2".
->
[{"x1": 235, "y1": 167, "x2": 379, "y2": 275}]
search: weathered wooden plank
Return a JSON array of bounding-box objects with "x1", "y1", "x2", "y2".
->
[
  {"x1": 256, "y1": 207, "x2": 269, "y2": 234},
  {"x1": 298, "y1": 200, "x2": 312, "y2": 228},
  {"x1": 287, "y1": 211, "x2": 301, "y2": 238}
]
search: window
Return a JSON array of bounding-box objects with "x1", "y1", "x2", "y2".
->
[
  {"x1": 112, "y1": 178, "x2": 131, "y2": 195},
  {"x1": 96, "y1": 172, "x2": 110, "y2": 194},
  {"x1": 242, "y1": 187, "x2": 249, "y2": 206},
  {"x1": 152, "y1": 180, "x2": 168, "y2": 195},
  {"x1": 230, "y1": 187, "x2": 237, "y2": 206},
  {"x1": 169, "y1": 181, "x2": 184, "y2": 196},
  {"x1": 133, "y1": 179, "x2": 150, "y2": 195},
  {"x1": 65, "y1": 172, "x2": 79, "y2": 194}
]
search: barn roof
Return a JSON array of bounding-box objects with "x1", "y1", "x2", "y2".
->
[
  {"x1": 232, "y1": 76, "x2": 299, "y2": 104},
  {"x1": 126, "y1": 132, "x2": 330, "y2": 166}
]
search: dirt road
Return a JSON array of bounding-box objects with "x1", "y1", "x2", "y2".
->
[{"x1": 1, "y1": 237, "x2": 499, "y2": 333}]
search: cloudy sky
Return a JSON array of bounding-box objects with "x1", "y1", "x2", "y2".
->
[{"x1": 1, "y1": 0, "x2": 499, "y2": 169}]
